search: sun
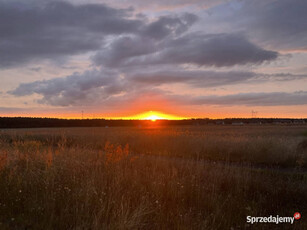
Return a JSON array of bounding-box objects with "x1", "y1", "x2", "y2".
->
[
  {"x1": 140, "y1": 111, "x2": 184, "y2": 121},
  {"x1": 144, "y1": 114, "x2": 163, "y2": 122},
  {"x1": 123, "y1": 111, "x2": 184, "y2": 120}
]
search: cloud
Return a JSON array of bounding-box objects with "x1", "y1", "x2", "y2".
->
[
  {"x1": 93, "y1": 36, "x2": 159, "y2": 68},
  {"x1": 94, "y1": 33, "x2": 278, "y2": 68},
  {"x1": 64, "y1": 0, "x2": 228, "y2": 11},
  {"x1": 242, "y1": 0, "x2": 307, "y2": 50},
  {"x1": 0, "y1": 0, "x2": 280, "y2": 70},
  {"x1": 0, "y1": 1, "x2": 200, "y2": 69},
  {"x1": 254, "y1": 73, "x2": 307, "y2": 82},
  {"x1": 180, "y1": 91, "x2": 307, "y2": 106},
  {"x1": 130, "y1": 70, "x2": 255, "y2": 87},
  {"x1": 123, "y1": 0, "x2": 226, "y2": 10},
  {"x1": 93, "y1": 13, "x2": 199, "y2": 67},
  {"x1": 152, "y1": 33, "x2": 278, "y2": 67},
  {"x1": 131, "y1": 70, "x2": 307, "y2": 87},
  {"x1": 9, "y1": 69, "x2": 124, "y2": 106},
  {"x1": 9, "y1": 66, "x2": 307, "y2": 107},
  {"x1": 0, "y1": 0, "x2": 142, "y2": 68},
  {"x1": 127, "y1": 68, "x2": 307, "y2": 88},
  {"x1": 140, "y1": 13, "x2": 198, "y2": 40},
  {"x1": 207, "y1": 0, "x2": 307, "y2": 50}
]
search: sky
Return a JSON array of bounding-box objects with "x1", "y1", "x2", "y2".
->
[{"x1": 0, "y1": 0, "x2": 306, "y2": 119}]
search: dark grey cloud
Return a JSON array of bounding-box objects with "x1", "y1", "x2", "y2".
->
[
  {"x1": 140, "y1": 13, "x2": 198, "y2": 40},
  {"x1": 0, "y1": 0, "x2": 281, "y2": 70},
  {"x1": 131, "y1": 71, "x2": 307, "y2": 87},
  {"x1": 93, "y1": 13, "x2": 199, "y2": 67},
  {"x1": 9, "y1": 69, "x2": 124, "y2": 106},
  {"x1": 94, "y1": 33, "x2": 278, "y2": 68},
  {"x1": 131, "y1": 70, "x2": 255, "y2": 87},
  {"x1": 138, "y1": 33, "x2": 278, "y2": 67},
  {"x1": 243, "y1": 0, "x2": 307, "y2": 50},
  {"x1": 0, "y1": 0, "x2": 201, "y2": 68},
  {"x1": 209, "y1": 0, "x2": 307, "y2": 50},
  {"x1": 97, "y1": 0, "x2": 228, "y2": 11},
  {"x1": 255, "y1": 73, "x2": 307, "y2": 82},
  {"x1": 93, "y1": 36, "x2": 159, "y2": 68},
  {"x1": 0, "y1": 0, "x2": 142, "y2": 68},
  {"x1": 182, "y1": 91, "x2": 307, "y2": 106}
]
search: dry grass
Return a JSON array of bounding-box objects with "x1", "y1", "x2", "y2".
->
[{"x1": 0, "y1": 125, "x2": 306, "y2": 229}]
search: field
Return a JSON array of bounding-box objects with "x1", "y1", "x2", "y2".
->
[{"x1": 0, "y1": 125, "x2": 306, "y2": 229}]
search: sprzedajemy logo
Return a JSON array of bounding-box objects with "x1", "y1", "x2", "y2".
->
[{"x1": 247, "y1": 213, "x2": 301, "y2": 225}]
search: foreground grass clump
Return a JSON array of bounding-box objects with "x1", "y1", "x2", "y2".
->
[{"x1": 0, "y1": 125, "x2": 306, "y2": 229}]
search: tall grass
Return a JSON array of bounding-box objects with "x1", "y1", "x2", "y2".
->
[{"x1": 0, "y1": 125, "x2": 306, "y2": 229}]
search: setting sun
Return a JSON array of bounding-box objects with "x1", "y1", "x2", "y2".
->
[
  {"x1": 123, "y1": 111, "x2": 184, "y2": 121},
  {"x1": 145, "y1": 114, "x2": 162, "y2": 121}
]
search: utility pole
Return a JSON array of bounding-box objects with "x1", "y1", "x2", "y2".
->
[
  {"x1": 82, "y1": 110, "x2": 84, "y2": 120},
  {"x1": 251, "y1": 110, "x2": 258, "y2": 118}
]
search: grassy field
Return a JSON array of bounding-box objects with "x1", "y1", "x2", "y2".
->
[{"x1": 0, "y1": 125, "x2": 306, "y2": 229}]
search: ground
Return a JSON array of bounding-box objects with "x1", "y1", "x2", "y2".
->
[{"x1": 0, "y1": 125, "x2": 306, "y2": 229}]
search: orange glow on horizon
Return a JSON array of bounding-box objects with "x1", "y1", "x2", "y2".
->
[{"x1": 1, "y1": 106, "x2": 307, "y2": 119}]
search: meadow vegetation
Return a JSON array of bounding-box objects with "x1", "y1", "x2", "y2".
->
[{"x1": 0, "y1": 125, "x2": 306, "y2": 229}]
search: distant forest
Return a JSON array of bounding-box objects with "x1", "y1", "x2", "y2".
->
[{"x1": 0, "y1": 117, "x2": 306, "y2": 128}]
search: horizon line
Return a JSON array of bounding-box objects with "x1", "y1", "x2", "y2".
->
[{"x1": 0, "y1": 116, "x2": 306, "y2": 120}]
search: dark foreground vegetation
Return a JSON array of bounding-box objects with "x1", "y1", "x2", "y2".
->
[
  {"x1": 0, "y1": 117, "x2": 306, "y2": 128},
  {"x1": 0, "y1": 125, "x2": 306, "y2": 229}
]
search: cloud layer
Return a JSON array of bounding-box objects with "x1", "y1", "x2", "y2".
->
[
  {"x1": 2, "y1": 0, "x2": 306, "y2": 116},
  {"x1": 0, "y1": 1, "x2": 141, "y2": 67},
  {"x1": 204, "y1": 0, "x2": 307, "y2": 50},
  {"x1": 94, "y1": 33, "x2": 278, "y2": 68},
  {"x1": 9, "y1": 68, "x2": 307, "y2": 107},
  {"x1": 0, "y1": 0, "x2": 279, "y2": 69},
  {"x1": 182, "y1": 91, "x2": 307, "y2": 107},
  {"x1": 10, "y1": 70, "x2": 122, "y2": 106}
]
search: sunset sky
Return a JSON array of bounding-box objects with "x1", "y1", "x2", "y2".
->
[{"x1": 0, "y1": 0, "x2": 306, "y2": 119}]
